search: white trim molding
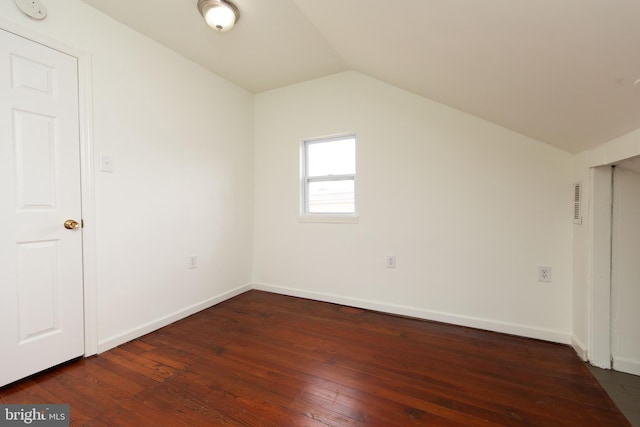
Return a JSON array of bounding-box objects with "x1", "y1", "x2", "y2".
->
[
  {"x1": 588, "y1": 166, "x2": 613, "y2": 369},
  {"x1": 612, "y1": 356, "x2": 640, "y2": 377},
  {"x1": 298, "y1": 214, "x2": 359, "y2": 224},
  {"x1": 252, "y1": 282, "x2": 572, "y2": 345},
  {"x1": 97, "y1": 283, "x2": 252, "y2": 353},
  {"x1": 571, "y1": 335, "x2": 588, "y2": 361}
]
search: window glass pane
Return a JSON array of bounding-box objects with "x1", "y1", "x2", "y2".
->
[
  {"x1": 307, "y1": 137, "x2": 355, "y2": 176},
  {"x1": 308, "y1": 180, "x2": 354, "y2": 213}
]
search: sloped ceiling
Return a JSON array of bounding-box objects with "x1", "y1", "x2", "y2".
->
[{"x1": 81, "y1": 0, "x2": 640, "y2": 153}]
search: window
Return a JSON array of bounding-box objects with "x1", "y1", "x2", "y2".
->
[{"x1": 301, "y1": 135, "x2": 356, "y2": 219}]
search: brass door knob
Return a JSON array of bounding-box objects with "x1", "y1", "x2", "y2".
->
[{"x1": 64, "y1": 219, "x2": 79, "y2": 230}]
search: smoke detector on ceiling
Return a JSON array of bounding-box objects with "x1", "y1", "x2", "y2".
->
[{"x1": 15, "y1": 0, "x2": 47, "y2": 20}]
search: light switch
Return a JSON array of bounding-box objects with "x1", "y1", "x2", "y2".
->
[{"x1": 100, "y1": 154, "x2": 113, "y2": 173}]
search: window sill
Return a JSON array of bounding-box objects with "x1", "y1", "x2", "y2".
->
[{"x1": 298, "y1": 214, "x2": 359, "y2": 224}]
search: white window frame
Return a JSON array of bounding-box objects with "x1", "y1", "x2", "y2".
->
[{"x1": 299, "y1": 135, "x2": 358, "y2": 223}]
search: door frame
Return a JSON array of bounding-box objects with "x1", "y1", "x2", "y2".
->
[
  {"x1": 588, "y1": 165, "x2": 613, "y2": 368},
  {"x1": 589, "y1": 158, "x2": 640, "y2": 369},
  {"x1": 0, "y1": 19, "x2": 98, "y2": 356}
]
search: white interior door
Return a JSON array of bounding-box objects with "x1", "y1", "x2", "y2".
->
[{"x1": 0, "y1": 29, "x2": 84, "y2": 387}]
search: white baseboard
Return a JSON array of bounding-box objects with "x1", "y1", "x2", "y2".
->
[
  {"x1": 252, "y1": 282, "x2": 572, "y2": 345},
  {"x1": 588, "y1": 359, "x2": 611, "y2": 369},
  {"x1": 97, "y1": 283, "x2": 252, "y2": 353},
  {"x1": 613, "y1": 356, "x2": 640, "y2": 376},
  {"x1": 571, "y1": 335, "x2": 588, "y2": 361}
]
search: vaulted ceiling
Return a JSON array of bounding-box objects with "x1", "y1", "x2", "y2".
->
[{"x1": 81, "y1": 0, "x2": 640, "y2": 154}]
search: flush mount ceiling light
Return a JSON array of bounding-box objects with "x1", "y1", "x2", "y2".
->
[{"x1": 197, "y1": 0, "x2": 240, "y2": 32}]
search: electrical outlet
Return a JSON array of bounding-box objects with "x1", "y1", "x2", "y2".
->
[
  {"x1": 386, "y1": 256, "x2": 396, "y2": 269},
  {"x1": 188, "y1": 255, "x2": 197, "y2": 269},
  {"x1": 538, "y1": 266, "x2": 552, "y2": 283}
]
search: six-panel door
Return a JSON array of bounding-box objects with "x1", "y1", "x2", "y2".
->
[{"x1": 0, "y1": 29, "x2": 84, "y2": 387}]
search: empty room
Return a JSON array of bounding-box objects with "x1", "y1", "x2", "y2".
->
[{"x1": 1, "y1": 0, "x2": 639, "y2": 425}]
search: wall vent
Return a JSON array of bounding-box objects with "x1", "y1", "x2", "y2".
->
[{"x1": 573, "y1": 181, "x2": 582, "y2": 224}]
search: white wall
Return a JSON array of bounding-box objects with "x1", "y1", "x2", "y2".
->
[
  {"x1": 254, "y1": 71, "x2": 574, "y2": 343},
  {"x1": 0, "y1": 1, "x2": 582, "y2": 354},
  {"x1": 0, "y1": 0, "x2": 254, "y2": 352},
  {"x1": 571, "y1": 154, "x2": 591, "y2": 359},
  {"x1": 611, "y1": 167, "x2": 640, "y2": 375}
]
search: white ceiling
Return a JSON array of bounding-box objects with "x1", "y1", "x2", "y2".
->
[{"x1": 80, "y1": 0, "x2": 640, "y2": 154}]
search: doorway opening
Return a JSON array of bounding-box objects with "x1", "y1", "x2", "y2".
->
[{"x1": 590, "y1": 157, "x2": 640, "y2": 376}]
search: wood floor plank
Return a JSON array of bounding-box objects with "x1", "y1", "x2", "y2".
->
[
  {"x1": 99, "y1": 347, "x2": 178, "y2": 383},
  {"x1": 0, "y1": 290, "x2": 630, "y2": 426}
]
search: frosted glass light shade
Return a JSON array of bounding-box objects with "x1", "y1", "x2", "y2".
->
[
  {"x1": 198, "y1": 0, "x2": 239, "y2": 32},
  {"x1": 205, "y1": 6, "x2": 236, "y2": 31}
]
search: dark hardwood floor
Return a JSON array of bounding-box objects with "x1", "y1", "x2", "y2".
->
[{"x1": 0, "y1": 290, "x2": 629, "y2": 426}]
